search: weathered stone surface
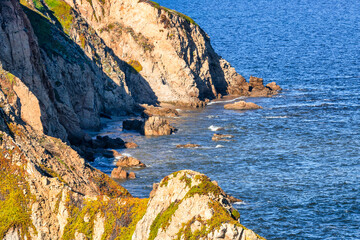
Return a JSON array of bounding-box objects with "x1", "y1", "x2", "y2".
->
[
  {"x1": 132, "y1": 170, "x2": 264, "y2": 240},
  {"x1": 176, "y1": 144, "x2": 201, "y2": 148},
  {"x1": 224, "y1": 101, "x2": 263, "y2": 110},
  {"x1": 115, "y1": 154, "x2": 146, "y2": 168},
  {"x1": 141, "y1": 104, "x2": 179, "y2": 118},
  {"x1": 143, "y1": 116, "x2": 177, "y2": 136},
  {"x1": 212, "y1": 133, "x2": 235, "y2": 142},
  {"x1": 266, "y1": 82, "x2": 282, "y2": 91},
  {"x1": 125, "y1": 142, "x2": 139, "y2": 148},
  {"x1": 111, "y1": 167, "x2": 128, "y2": 179}
]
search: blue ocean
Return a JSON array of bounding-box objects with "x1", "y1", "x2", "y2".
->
[{"x1": 92, "y1": 0, "x2": 360, "y2": 238}]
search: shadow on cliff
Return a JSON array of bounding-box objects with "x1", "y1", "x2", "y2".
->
[
  {"x1": 180, "y1": 22, "x2": 229, "y2": 100},
  {"x1": 2, "y1": 5, "x2": 158, "y2": 145}
]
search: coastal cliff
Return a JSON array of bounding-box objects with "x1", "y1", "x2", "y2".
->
[{"x1": 0, "y1": 0, "x2": 270, "y2": 238}]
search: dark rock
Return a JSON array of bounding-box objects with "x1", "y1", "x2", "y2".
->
[{"x1": 123, "y1": 119, "x2": 144, "y2": 131}]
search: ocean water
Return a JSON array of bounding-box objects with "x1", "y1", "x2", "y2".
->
[{"x1": 91, "y1": 0, "x2": 360, "y2": 239}]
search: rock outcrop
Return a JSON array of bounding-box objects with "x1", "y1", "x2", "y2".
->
[
  {"x1": 132, "y1": 170, "x2": 264, "y2": 240},
  {"x1": 224, "y1": 101, "x2": 263, "y2": 110},
  {"x1": 143, "y1": 116, "x2": 177, "y2": 136},
  {"x1": 123, "y1": 117, "x2": 177, "y2": 136},
  {"x1": 115, "y1": 154, "x2": 146, "y2": 168}
]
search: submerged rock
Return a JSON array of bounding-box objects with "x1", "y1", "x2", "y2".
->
[
  {"x1": 176, "y1": 144, "x2": 201, "y2": 148},
  {"x1": 212, "y1": 133, "x2": 235, "y2": 142},
  {"x1": 224, "y1": 101, "x2": 263, "y2": 110}
]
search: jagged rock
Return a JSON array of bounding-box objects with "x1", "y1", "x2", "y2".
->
[
  {"x1": 212, "y1": 133, "x2": 235, "y2": 141},
  {"x1": 128, "y1": 172, "x2": 136, "y2": 179},
  {"x1": 125, "y1": 142, "x2": 139, "y2": 148},
  {"x1": 224, "y1": 101, "x2": 263, "y2": 110},
  {"x1": 249, "y1": 76, "x2": 280, "y2": 97},
  {"x1": 141, "y1": 104, "x2": 179, "y2": 118},
  {"x1": 176, "y1": 144, "x2": 201, "y2": 148},
  {"x1": 111, "y1": 167, "x2": 128, "y2": 179},
  {"x1": 143, "y1": 116, "x2": 177, "y2": 136},
  {"x1": 266, "y1": 82, "x2": 282, "y2": 91},
  {"x1": 115, "y1": 154, "x2": 146, "y2": 168},
  {"x1": 123, "y1": 119, "x2": 144, "y2": 132}
]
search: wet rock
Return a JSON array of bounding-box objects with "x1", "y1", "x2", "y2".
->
[
  {"x1": 176, "y1": 144, "x2": 201, "y2": 148},
  {"x1": 143, "y1": 116, "x2": 177, "y2": 136},
  {"x1": 111, "y1": 167, "x2": 128, "y2": 179},
  {"x1": 125, "y1": 142, "x2": 139, "y2": 149},
  {"x1": 266, "y1": 81, "x2": 282, "y2": 91},
  {"x1": 115, "y1": 154, "x2": 146, "y2": 168},
  {"x1": 224, "y1": 101, "x2": 262, "y2": 110},
  {"x1": 128, "y1": 172, "x2": 136, "y2": 179},
  {"x1": 123, "y1": 119, "x2": 144, "y2": 132},
  {"x1": 93, "y1": 136, "x2": 125, "y2": 149},
  {"x1": 212, "y1": 134, "x2": 234, "y2": 142},
  {"x1": 249, "y1": 76, "x2": 280, "y2": 97}
]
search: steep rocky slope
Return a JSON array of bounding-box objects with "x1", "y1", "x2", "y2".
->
[{"x1": 0, "y1": 0, "x2": 270, "y2": 238}]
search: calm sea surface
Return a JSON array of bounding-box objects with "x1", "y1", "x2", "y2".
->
[{"x1": 91, "y1": 0, "x2": 360, "y2": 239}]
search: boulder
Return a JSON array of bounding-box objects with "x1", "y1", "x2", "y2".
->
[
  {"x1": 128, "y1": 172, "x2": 136, "y2": 179},
  {"x1": 111, "y1": 167, "x2": 137, "y2": 179},
  {"x1": 176, "y1": 144, "x2": 201, "y2": 148},
  {"x1": 224, "y1": 101, "x2": 262, "y2": 110},
  {"x1": 115, "y1": 155, "x2": 146, "y2": 168},
  {"x1": 142, "y1": 116, "x2": 177, "y2": 136},
  {"x1": 212, "y1": 134, "x2": 234, "y2": 142},
  {"x1": 123, "y1": 119, "x2": 144, "y2": 131},
  {"x1": 125, "y1": 142, "x2": 139, "y2": 148},
  {"x1": 266, "y1": 81, "x2": 282, "y2": 91},
  {"x1": 111, "y1": 167, "x2": 128, "y2": 179}
]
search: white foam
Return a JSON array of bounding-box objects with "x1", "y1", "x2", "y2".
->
[
  {"x1": 233, "y1": 201, "x2": 247, "y2": 205},
  {"x1": 215, "y1": 145, "x2": 224, "y2": 148},
  {"x1": 208, "y1": 125, "x2": 224, "y2": 131},
  {"x1": 207, "y1": 96, "x2": 245, "y2": 105}
]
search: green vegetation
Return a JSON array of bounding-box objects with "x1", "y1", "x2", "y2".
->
[
  {"x1": 185, "y1": 176, "x2": 221, "y2": 199},
  {"x1": 148, "y1": 201, "x2": 180, "y2": 240},
  {"x1": 0, "y1": 68, "x2": 17, "y2": 103},
  {"x1": 0, "y1": 146, "x2": 36, "y2": 239},
  {"x1": 140, "y1": 0, "x2": 198, "y2": 26},
  {"x1": 92, "y1": 171, "x2": 131, "y2": 198},
  {"x1": 180, "y1": 174, "x2": 192, "y2": 188},
  {"x1": 231, "y1": 208, "x2": 240, "y2": 220},
  {"x1": 63, "y1": 194, "x2": 148, "y2": 240},
  {"x1": 128, "y1": 60, "x2": 143, "y2": 73},
  {"x1": 43, "y1": 0, "x2": 74, "y2": 34}
]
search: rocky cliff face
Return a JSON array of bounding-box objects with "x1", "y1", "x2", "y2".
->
[{"x1": 0, "y1": 0, "x2": 270, "y2": 239}]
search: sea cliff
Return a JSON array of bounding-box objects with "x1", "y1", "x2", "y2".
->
[{"x1": 0, "y1": 0, "x2": 276, "y2": 238}]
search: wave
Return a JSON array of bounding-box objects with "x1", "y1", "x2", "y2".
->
[
  {"x1": 264, "y1": 116, "x2": 288, "y2": 119},
  {"x1": 215, "y1": 145, "x2": 225, "y2": 148},
  {"x1": 208, "y1": 125, "x2": 224, "y2": 131},
  {"x1": 207, "y1": 96, "x2": 245, "y2": 105}
]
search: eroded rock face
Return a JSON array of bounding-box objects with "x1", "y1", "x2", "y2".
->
[
  {"x1": 132, "y1": 170, "x2": 264, "y2": 240},
  {"x1": 224, "y1": 101, "x2": 263, "y2": 110}
]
